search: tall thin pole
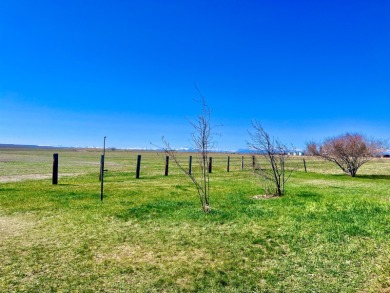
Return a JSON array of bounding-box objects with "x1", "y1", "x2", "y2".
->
[
  {"x1": 100, "y1": 155, "x2": 105, "y2": 201},
  {"x1": 100, "y1": 136, "x2": 107, "y2": 201},
  {"x1": 103, "y1": 136, "x2": 107, "y2": 156},
  {"x1": 99, "y1": 136, "x2": 107, "y2": 182}
]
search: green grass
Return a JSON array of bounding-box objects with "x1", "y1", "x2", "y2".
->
[{"x1": 0, "y1": 148, "x2": 389, "y2": 292}]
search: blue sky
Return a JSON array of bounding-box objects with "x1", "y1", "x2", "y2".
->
[{"x1": 1, "y1": 0, "x2": 389, "y2": 150}]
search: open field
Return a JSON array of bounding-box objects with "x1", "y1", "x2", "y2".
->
[{"x1": 1, "y1": 148, "x2": 389, "y2": 292}]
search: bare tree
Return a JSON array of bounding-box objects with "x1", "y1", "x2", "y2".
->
[
  {"x1": 306, "y1": 133, "x2": 385, "y2": 177},
  {"x1": 162, "y1": 96, "x2": 214, "y2": 213},
  {"x1": 248, "y1": 121, "x2": 296, "y2": 197}
]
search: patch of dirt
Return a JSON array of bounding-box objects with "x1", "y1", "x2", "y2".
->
[
  {"x1": 0, "y1": 174, "x2": 51, "y2": 183},
  {"x1": 252, "y1": 194, "x2": 280, "y2": 200},
  {"x1": 0, "y1": 173, "x2": 84, "y2": 183}
]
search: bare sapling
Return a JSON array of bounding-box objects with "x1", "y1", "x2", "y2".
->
[
  {"x1": 162, "y1": 96, "x2": 214, "y2": 213},
  {"x1": 248, "y1": 120, "x2": 296, "y2": 197}
]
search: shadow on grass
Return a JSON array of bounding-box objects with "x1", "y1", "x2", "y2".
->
[
  {"x1": 0, "y1": 188, "x2": 17, "y2": 192},
  {"x1": 57, "y1": 183, "x2": 78, "y2": 186},
  {"x1": 104, "y1": 173, "x2": 169, "y2": 182},
  {"x1": 116, "y1": 200, "x2": 194, "y2": 221},
  {"x1": 355, "y1": 174, "x2": 390, "y2": 180},
  {"x1": 296, "y1": 191, "x2": 321, "y2": 198},
  {"x1": 324, "y1": 173, "x2": 390, "y2": 180}
]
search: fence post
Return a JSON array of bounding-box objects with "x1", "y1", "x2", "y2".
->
[
  {"x1": 189, "y1": 155, "x2": 192, "y2": 175},
  {"x1": 100, "y1": 155, "x2": 105, "y2": 201},
  {"x1": 303, "y1": 158, "x2": 307, "y2": 172},
  {"x1": 136, "y1": 155, "x2": 141, "y2": 179},
  {"x1": 165, "y1": 155, "x2": 169, "y2": 176},
  {"x1": 52, "y1": 153, "x2": 58, "y2": 185},
  {"x1": 241, "y1": 156, "x2": 244, "y2": 170},
  {"x1": 99, "y1": 158, "x2": 102, "y2": 181},
  {"x1": 252, "y1": 155, "x2": 256, "y2": 168},
  {"x1": 227, "y1": 156, "x2": 230, "y2": 172},
  {"x1": 209, "y1": 157, "x2": 213, "y2": 173}
]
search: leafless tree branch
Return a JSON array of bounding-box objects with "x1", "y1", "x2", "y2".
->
[
  {"x1": 161, "y1": 94, "x2": 214, "y2": 212},
  {"x1": 248, "y1": 120, "x2": 297, "y2": 196}
]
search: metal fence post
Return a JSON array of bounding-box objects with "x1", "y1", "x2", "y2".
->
[
  {"x1": 165, "y1": 155, "x2": 169, "y2": 176},
  {"x1": 52, "y1": 153, "x2": 58, "y2": 185},
  {"x1": 136, "y1": 155, "x2": 142, "y2": 179}
]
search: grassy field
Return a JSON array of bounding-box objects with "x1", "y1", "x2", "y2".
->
[{"x1": 0, "y1": 148, "x2": 389, "y2": 292}]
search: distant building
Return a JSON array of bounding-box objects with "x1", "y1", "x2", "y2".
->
[{"x1": 287, "y1": 150, "x2": 304, "y2": 156}]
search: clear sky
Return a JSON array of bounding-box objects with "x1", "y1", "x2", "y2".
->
[{"x1": 1, "y1": 0, "x2": 389, "y2": 150}]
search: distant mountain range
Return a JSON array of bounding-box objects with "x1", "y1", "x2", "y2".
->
[
  {"x1": 0, "y1": 144, "x2": 306, "y2": 154},
  {"x1": 0, "y1": 144, "x2": 60, "y2": 149},
  {"x1": 0, "y1": 144, "x2": 100, "y2": 149},
  {"x1": 4, "y1": 144, "x2": 389, "y2": 157}
]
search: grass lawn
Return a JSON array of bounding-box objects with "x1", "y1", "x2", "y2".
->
[{"x1": 0, "y1": 148, "x2": 389, "y2": 292}]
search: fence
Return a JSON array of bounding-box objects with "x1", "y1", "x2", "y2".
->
[{"x1": 49, "y1": 151, "x2": 309, "y2": 183}]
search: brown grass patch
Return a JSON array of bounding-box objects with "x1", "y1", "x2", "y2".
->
[
  {"x1": 0, "y1": 214, "x2": 36, "y2": 239},
  {"x1": 252, "y1": 194, "x2": 279, "y2": 200},
  {"x1": 95, "y1": 244, "x2": 216, "y2": 268}
]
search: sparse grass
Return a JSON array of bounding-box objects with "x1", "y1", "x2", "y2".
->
[{"x1": 0, "y1": 148, "x2": 389, "y2": 292}]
